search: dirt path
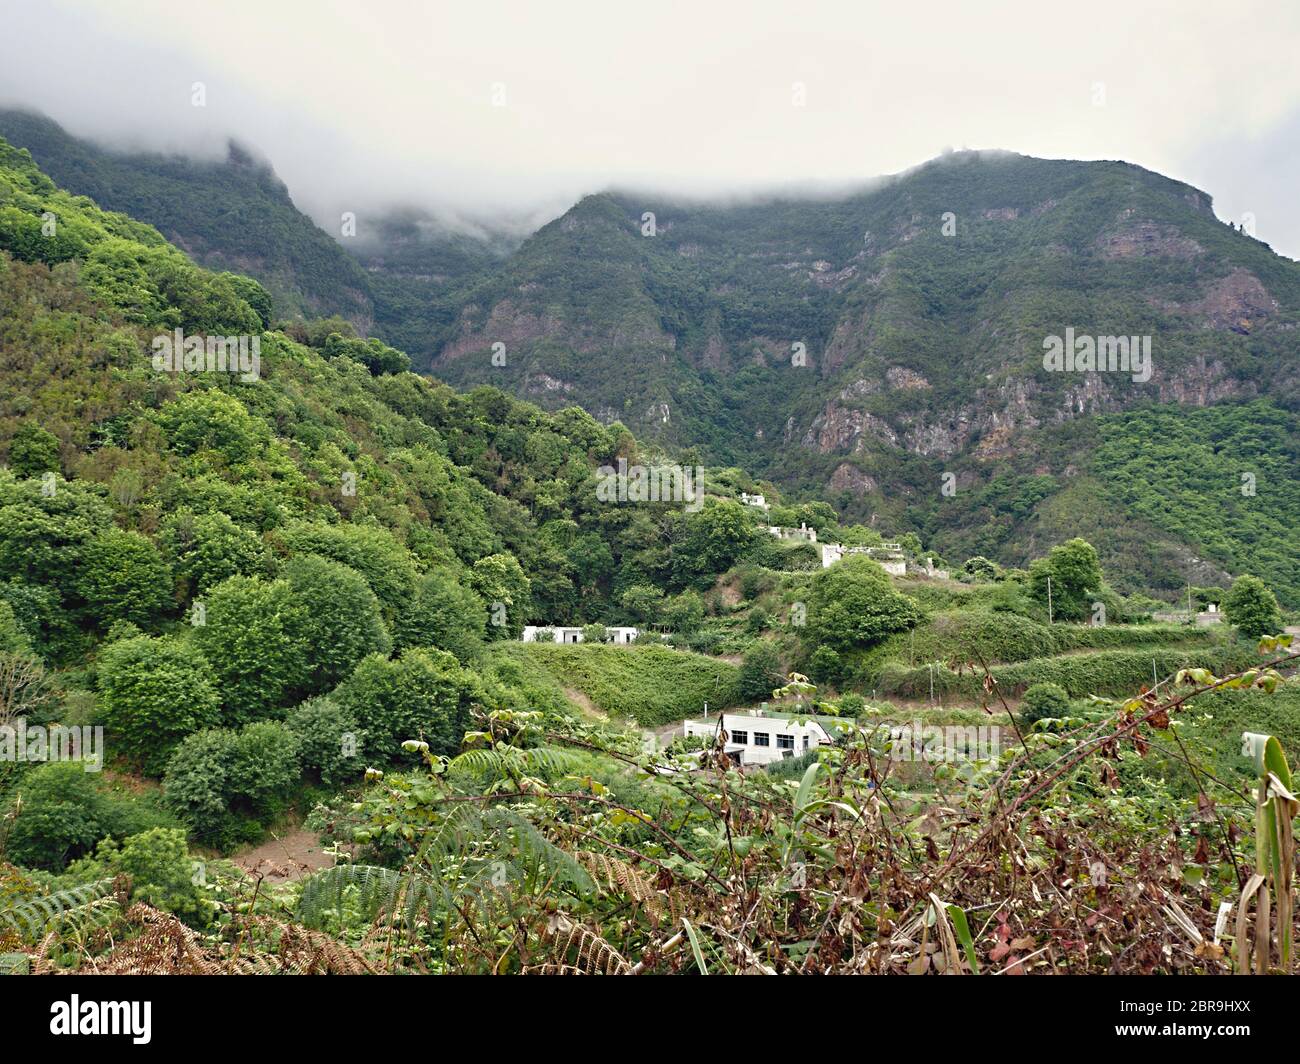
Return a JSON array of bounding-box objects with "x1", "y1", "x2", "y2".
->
[
  {"x1": 233, "y1": 827, "x2": 334, "y2": 883},
  {"x1": 563, "y1": 686, "x2": 607, "y2": 721}
]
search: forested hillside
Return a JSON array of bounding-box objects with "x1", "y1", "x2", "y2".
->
[{"x1": 5, "y1": 112, "x2": 1295, "y2": 604}]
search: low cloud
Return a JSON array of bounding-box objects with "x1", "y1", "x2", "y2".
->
[{"x1": 1, "y1": 0, "x2": 1297, "y2": 256}]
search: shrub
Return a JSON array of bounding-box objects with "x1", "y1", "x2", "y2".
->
[
  {"x1": 162, "y1": 721, "x2": 301, "y2": 848},
  {"x1": 739, "y1": 641, "x2": 782, "y2": 701},
  {"x1": 98, "y1": 634, "x2": 221, "y2": 775},
  {"x1": 65, "y1": 827, "x2": 211, "y2": 927},
  {"x1": 962, "y1": 556, "x2": 1000, "y2": 581},
  {"x1": 284, "y1": 696, "x2": 366, "y2": 789},
  {"x1": 332, "y1": 648, "x2": 481, "y2": 763},
  {"x1": 1020, "y1": 682, "x2": 1071, "y2": 725},
  {"x1": 4, "y1": 762, "x2": 109, "y2": 870},
  {"x1": 808, "y1": 645, "x2": 843, "y2": 686},
  {"x1": 513, "y1": 643, "x2": 741, "y2": 726},
  {"x1": 5, "y1": 762, "x2": 176, "y2": 871},
  {"x1": 1224, "y1": 575, "x2": 1283, "y2": 640}
]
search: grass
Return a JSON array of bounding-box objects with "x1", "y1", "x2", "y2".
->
[{"x1": 491, "y1": 642, "x2": 742, "y2": 726}]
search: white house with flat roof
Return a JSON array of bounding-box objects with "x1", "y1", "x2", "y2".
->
[
  {"x1": 683, "y1": 707, "x2": 838, "y2": 766},
  {"x1": 521, "y1": 625, "x2": 584, "y2": 644},
  {"x1": 740, "y1": 492, "x2": 770, "y2": 511},
  {"x1": 522, "y1": 625, "x2": 641, "y2": 645}
]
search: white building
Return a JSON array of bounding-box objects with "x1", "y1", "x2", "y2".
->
[
  {"x1": 740, "y1": 492, "x2": 770, "y2": 511},
  {"x1": 683, "y1": 708, "x2": 838, "y2": 766},
  {"x1": 521, "y1": 625, "x2": 584, "y2": 644},
  {"x1": 923, "y1": 557, "x2": 951, "y2": 580},
  {"x1": 768, "y1": 523, "x2": 818, "y2": 544},
  {"x1": 522, "y1": 625, "x2": 641, "y2": 644},
  {"x1": 819, "y1": 542, "x2": 906, "y2": 575}
]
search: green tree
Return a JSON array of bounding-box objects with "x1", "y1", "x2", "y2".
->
[
  {"x1": 157, "y1": 390, "x2": 267, "y2": 464},
  {"x1": 675, "y1": 499, "x2": 758, "y2": 582},
  {"x1": 276, "y1": 521, "x2": 418, "y2": 620},
  {"x1": 160, "y1": 509, "x2": 269, "y2": 596},
  {"x1": 471, "y1": 553, "x2": 532, "y2": 639},
  {"x1": 193, "y1": 575, "x2": 306, "y2": 723},
  {"x1": 807, "y1": 556, "x2": 920, "y2": 651},
  {"x1": 808, "y1": 645, "x2": 844, "y2": 686},
  {"x1": 739, "y1": 641, "x2": 782, "y2": 701},
  {"x1": 619, "y1": 584, "x2": 664, "y2": 626},
  {"x1": 8, "y1": 424, "x2": 60, "y2": 477},
  {"x1": 284, "y1": 696, "x2": 367, "y2": 789},
  {"x1": 662, "y1": 590, "x2": 706, "y2": 635},
  {"x1": 283, "y1": 554, "x2": 391, "y2": 690},
  {"x1": 393, "y1": 570, "x2": 486, "y2": 662},
  {"x1": 1028, "y1": 538, "x2": 1103, "y2": 622},
  {"x1": 1224, "y1": 575, "x2": 1283, "y2": 640},
  {"x1": 99, "y1": 634, "x2": 221, "y2": 774},
  {"x1": 332, "y1": 647, "x2": 480, "y2": 762},
  {"x1": 75, "y1": 528, "x2": 173, "y2": 629},
  {"x1": 962, "y1": 556, "x2": 1000, "y2": 581}
]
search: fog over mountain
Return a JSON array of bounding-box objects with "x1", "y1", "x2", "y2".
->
[{"x1": 2, "y1": 0, "x2": 1299, "y2": 257}]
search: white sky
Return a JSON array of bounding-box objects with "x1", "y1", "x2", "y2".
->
[{"x1": 2, "y1": 0, "x2": 1298, "y2": 255}]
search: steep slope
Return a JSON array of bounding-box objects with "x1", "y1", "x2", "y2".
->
[
  {"x1": 430, "y1": 152, "x2": 1300, "y2": 599},
  {"x1": 0, "y1": 108, "x2": 376, "y2": 323}
]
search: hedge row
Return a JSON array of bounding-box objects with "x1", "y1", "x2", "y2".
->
[
  {"x1": 869, "y1": 612, "x2": 1219, "y2": 674},
  {"x1": 878, "y1": 644, "x2": 1260, "y2": 701}
]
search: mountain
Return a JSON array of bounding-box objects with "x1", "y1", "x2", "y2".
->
[
  {"x1": 3, "y1": 110, "x2": 1295, "y2": 603},
  {"x1": 430, "y1": 152, "x2": 1300, "y2": 600},
  {"x1": 0, "y1": 109, "x2": 508, "y2": 334}
]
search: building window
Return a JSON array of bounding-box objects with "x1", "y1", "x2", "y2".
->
[
  {"x1": 753, "y1": 732, "x2": 770, "y2": 747},
  {"x1": 777, "y1": 734, "x2": 795, "y2": 750},
  {"x1": 730, "y1": 730, "x2": 748, "y2": 745}
]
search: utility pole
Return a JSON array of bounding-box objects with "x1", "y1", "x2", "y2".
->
[{"x1": 1047, "y1": 575, "x2": 1053, "y2": 625}]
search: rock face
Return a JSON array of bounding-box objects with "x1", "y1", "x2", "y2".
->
[
  {"x1": 828, "y1": 463, "x2": 878, "y2": 496},
  {"x1": 1097, "y1": 221, "x2": 1204, "y2": 260},
  {"x1": 410, "y1": 150, "x2": 1298, "y2": 550}
]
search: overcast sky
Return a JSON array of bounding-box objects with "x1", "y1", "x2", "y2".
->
[{"x1": 2, "y1": 0, "x2": 1298, "y2": 256}]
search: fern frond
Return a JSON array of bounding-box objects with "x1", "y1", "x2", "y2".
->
[
  {"x1": 577, "y1": 851, "x2": 665, "y2": 922},
  {"x1": 539, "y1": 913, "x2": 631, "y2": 974},
  {"x1": 0, "y1": 877, "x2": 117, "y2": 943}
]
